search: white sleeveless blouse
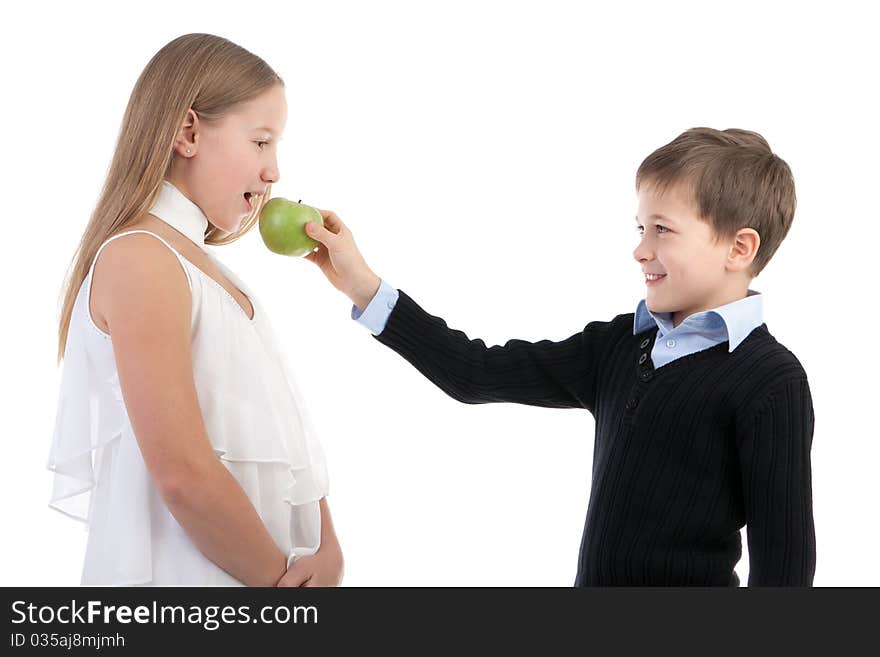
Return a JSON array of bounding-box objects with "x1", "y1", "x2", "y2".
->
[{"x1": 47, "y1": 180, "x2": 330, "y2": 585}]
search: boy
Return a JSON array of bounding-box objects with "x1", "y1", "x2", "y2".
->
[{"x1": 304, "y1": 127, "x2": 815, "y2": 586}]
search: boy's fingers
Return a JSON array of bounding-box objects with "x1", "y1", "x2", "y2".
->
[
  {"x1": 316, "y1": 209, "x2": 339, "y2": 226},
  {"x1": 316, "y1": 209, "x2": 346, "y2": 234},
  {"x1": 306, "y1": 221, "x2": 336, "y2": 244},
  {"x1": 303, "y1": 245, "x2": 325, "y2": 265}
]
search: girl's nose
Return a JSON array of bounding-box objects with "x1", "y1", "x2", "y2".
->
[{"x1": 264, "y1": 160, "x2": 280, "y2": 185}]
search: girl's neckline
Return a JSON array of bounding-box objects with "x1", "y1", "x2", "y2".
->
[
  {"x1": 96, "y1": 228, "x2": 257, "y2": 326},
  {"x1": 141, "y1": 181, "x2": 257, "y2": 323},
  {"x1": 148, "y1": 180, "x2": 211, "y2": 251},
  {"x1": 191, "y1": 251, "x2": 257, "y2": 324}
]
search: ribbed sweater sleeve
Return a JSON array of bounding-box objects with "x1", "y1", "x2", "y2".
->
[
  {"x1": 373, "y1": 290, "x2": 613, "y2": 412},
  {"x1": 736, "y1": 376, "x2": 816, "y2": 585},
  {"x1": 371, "y1": 288, "x2": 816, "y2": 586}
]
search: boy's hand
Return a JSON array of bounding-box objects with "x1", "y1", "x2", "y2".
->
[
  {"x1": 276, "y1": 543, "x2": 345, "y2": 587},
  {"x1": 304, "y1": 211, "x2": 381, "y2": 311}
]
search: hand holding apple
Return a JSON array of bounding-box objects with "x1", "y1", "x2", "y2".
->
[{"x1": 303, "y1": 211, "x2": 381, "y2": 311}]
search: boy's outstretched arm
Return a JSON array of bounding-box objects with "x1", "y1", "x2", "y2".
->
[
  {"x1": 304, "y1": 211, "x2": 613, "y2": 412},
  {"x1": 736, "y1": 376, "x2": 817, "y2": 586}
]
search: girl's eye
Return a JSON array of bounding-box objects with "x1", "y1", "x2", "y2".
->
[
  {"x1": 256, "y1": 141, "x2": 268, "y2": 149},
  {"x1": 635, "y1": 225, "x2": 669, "y2": 234}
]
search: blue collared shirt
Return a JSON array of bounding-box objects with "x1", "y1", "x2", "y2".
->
[
  {"x1": 632, "y1": 289, "x2": 764, "y2": 368},
  {"x1": 352, "y1": 280, "x2": 764, "y2": 369},
  {"x1": 351, "y1": 278, "x2": 400, "y2": 335}
]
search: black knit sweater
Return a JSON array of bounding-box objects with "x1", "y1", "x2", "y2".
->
[{"x1": 373, "y1": 290, "x2": 816, "y2": 586}]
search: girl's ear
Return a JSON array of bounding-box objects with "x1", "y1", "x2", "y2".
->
[{"x1": 174, "y1": 108, "x2": 200, "y2": 156}]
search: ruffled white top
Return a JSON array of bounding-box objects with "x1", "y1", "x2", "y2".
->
[{"x1": 47, "y1": 180, "x2": 330, "y2": 586}]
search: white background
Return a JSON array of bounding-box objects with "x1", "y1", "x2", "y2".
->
[{"x1": 1, "y1": 0, "x2": 876, "y2": 586}]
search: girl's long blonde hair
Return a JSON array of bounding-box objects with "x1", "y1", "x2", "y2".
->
[{"x1": 56, "y1": 33, "x2": 283, "y2": 365}]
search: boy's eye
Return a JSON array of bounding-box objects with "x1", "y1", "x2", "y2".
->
[
  {"x1": 635, "y1": 225, "x2": 669, "y2": 234},
  {"x1": 256, "y1": 141, "x2": 268, "y2": 149}
]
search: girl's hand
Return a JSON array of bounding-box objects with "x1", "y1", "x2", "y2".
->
[
  {"x1": 276, "y1": 543, "x2": 345, "y2": 587},
  {"x1": 304, "y1": 210, "x2": 381, "y2": 311}
]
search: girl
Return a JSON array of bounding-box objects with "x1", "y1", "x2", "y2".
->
[{"x1": 48, "y1": 33, "x2": 343, "y2": 587}]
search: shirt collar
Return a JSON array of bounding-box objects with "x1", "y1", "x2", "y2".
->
[
  {"x1": 148, "y1": 180, "x2": 210, "y2": 251},
  {"x1": 632, "y1": 289, "x2": 764, "y2": 352}
]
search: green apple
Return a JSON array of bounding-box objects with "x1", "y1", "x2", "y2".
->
[{"x1": 258, "y1": 197, "x2": 324, "y2": 257}]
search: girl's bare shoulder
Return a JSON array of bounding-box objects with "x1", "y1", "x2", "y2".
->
[
  {"x1": 106, "y1": 214, "x2": 174, "y2": 243},
  {"x1": 89, "y1": 216, "x2": 193, "y2": 333}
]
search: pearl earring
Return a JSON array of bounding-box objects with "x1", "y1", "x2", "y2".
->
[{"x1": 185, "y1": 148, "x2": 191, "y2": 154}]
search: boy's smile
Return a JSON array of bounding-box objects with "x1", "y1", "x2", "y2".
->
[{"x1": 634, "y1": 181, "x2": 760, "y2": 329}]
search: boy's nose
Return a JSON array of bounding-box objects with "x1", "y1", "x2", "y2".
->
[{"x1": 633, "y1": 241, "x2": 653, "y2": 263}]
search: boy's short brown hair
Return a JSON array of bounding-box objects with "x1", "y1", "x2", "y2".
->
[{"x1": 635, "y1": 127, "x2": 796, "y2": 277}]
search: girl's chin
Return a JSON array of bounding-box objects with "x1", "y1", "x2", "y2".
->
[{"x1": 219, "y1": 216, "x2": 245, "y2": 232}]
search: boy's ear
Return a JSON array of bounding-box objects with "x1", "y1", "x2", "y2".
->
[{"x1": 727, "y1": 228, "x2": 761, "y2": 272}]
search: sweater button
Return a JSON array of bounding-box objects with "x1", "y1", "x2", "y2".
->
[
  {"x1": 640, "y1": 370, "x2": 653, "y2": 382},
  {"x1": 640, "y1": 338, "x2": 650, "y2": 349},
  {"x1": 626, "y1": 397, "x2": 639, "y2": 409},
  {"x1": 638, "y1": 353, "x2": 648, "y2": 365}
]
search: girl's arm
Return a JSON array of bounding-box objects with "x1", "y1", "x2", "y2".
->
[
  {"x1": 276, "y1": 497, "x2": 344, "y2": 587},
  {"x1": 162, "y1": 462, "x2": 288, "y2": 586},
  {"x1": 95, "y1": 233, "x2": 287, "y2": 587}
]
